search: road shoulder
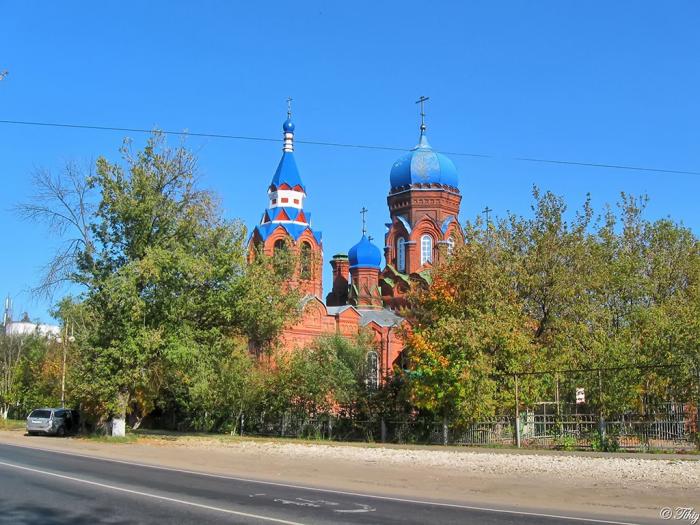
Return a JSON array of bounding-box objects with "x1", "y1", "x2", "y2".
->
[{"x1": 0, "y1": 429, "x2": 696, "y2": 523}]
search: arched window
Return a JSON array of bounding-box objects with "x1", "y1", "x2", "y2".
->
[
  {"x1": 273, "y1": 239, "x2": 286, "y2": 255},
  {"x1": 300, "y1": 242, "x2": 312, "y2": 280},
  {"x1": 420, "y1": 234, "x2": 433, "y2": 265},
  {"x1": 273, "y1": 239, "x2": 292, "y2": 276},
  {"x1": 396, "y1": 237, "x2": 406, "y2": 272},
  {"x1": 366, "y1": 351, "x2": 379, "y2": 390}
]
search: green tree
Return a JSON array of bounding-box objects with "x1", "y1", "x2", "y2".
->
[
  {"x1": 0, "y1": 334, "x2": 61, "y2": 419},
  {"x1": 404, "y1": 222, "x2": 539, "y2": 424},
  {"x1": 265, "y1": 332, "x2": 376, "y2": 423},
  {"x1": 405, "y1": 188, "x2": 700, "y2": 422},
  {"x1": 0, "y1": 334, "x2": 32, "y2": 419},
  {"x1": 187, "y1": 337, "x2": 261, "y2": 433},
  {"x1": 26, "y1": 134, "x2": 301, "y2": 432}
]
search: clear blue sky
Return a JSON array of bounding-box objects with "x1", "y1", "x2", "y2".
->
[{"x1": 2, "y1": 1, "x2": 699, "y2": 322}]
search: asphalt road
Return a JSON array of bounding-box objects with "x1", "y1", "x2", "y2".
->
[{"x1": 0, "y1": 442, "x2": 651, "y2": 525}]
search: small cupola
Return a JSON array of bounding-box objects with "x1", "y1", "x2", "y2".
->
[{"x1": 348, "y1": 235, "x2": 382, "y2": 270}]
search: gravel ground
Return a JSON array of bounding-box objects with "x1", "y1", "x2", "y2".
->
[{"x1": 146, "y1": 437, "x2": 700, "y2": 489}]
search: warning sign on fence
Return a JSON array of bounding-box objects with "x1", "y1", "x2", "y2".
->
[{"x1": 576, "y1": 387, "x2": 585, "y2": 404}]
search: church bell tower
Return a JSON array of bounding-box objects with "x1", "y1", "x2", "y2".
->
[
  {"x1": 248, "y1": 101, "x2": 323, "y2": 298},
  {"x1": 381, "y1": 98, "x2": 463, "y2": 306}
]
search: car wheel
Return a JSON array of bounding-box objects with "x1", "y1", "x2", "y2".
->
[
  {"x1": 57, "y1": 426, "x2": 66, "y2": 437},
  {"x1": 27, "y1": 431, "x2": 35, "y2": 436}
]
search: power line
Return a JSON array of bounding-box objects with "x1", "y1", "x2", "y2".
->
[{"x1": 1, "y1": 118, "x2": 698, "y2": 176}]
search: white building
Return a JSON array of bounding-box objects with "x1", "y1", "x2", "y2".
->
[
  {"x1": 5, "y1": 320, "x2": 60, "y2": 338},
  {"x1": 3, "y1": 297, "x2": 60, "y2": 338}
]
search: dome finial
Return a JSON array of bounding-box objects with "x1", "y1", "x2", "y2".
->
[
  {"x1": 282, "y1": 96, "x2": 295, "y2": 152},
  {"x1": 416, "y1": 95, "x2": 430, "y2": 135}
]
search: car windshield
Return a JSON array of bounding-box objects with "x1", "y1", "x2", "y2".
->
[{"x1": 29, "y1": 410, "x2": 51, "y2": 419}]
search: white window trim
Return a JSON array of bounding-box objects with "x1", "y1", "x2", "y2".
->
[
  {"x1": 396, "y1": 237, "x2": 406, "y2": 272},
  {"x1": 420, "y1": 234, "x2": 433, "y2": 265}
]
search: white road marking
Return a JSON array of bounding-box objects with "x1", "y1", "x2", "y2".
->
[
  {"x1": 272, "y1": 497, "x2": 370, "y2": 513},
  {"x1": 296, "y1": 499, "x2": 339, "y2": 506},
  {"x1": 0, "y1": 460, "x2": 306, "y2": 525},
  {"x1": 0, "y1": 441, "x2": 642, "y2": 525},
  {"x1": 334, "y1": 502, "x2": 375, "y2": 513},
  {"x1": 274, "y1": 498, "x2": 320, "y2": 508}
]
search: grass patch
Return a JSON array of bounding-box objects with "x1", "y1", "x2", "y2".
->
[
  {"x1": 73, "y1": 431, "x2": 139, "y2": 444},
  {"x1": 0, "y1": 419, "x2": 26, "y2": 431},
  {"x1": 170, "y1": 431, "x2": 696, "y2": 455},
  {"x1": 640, "y1": 446, "x2": 700, "y2": 456},
  {"x1": 76, "y1": 433, "x2": 139, "y2": 444},
  {"x1": 99, "y1": 428, "x2": 700, "y2": 457}
]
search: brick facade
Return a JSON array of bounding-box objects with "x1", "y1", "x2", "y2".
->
[{"x1": 249, "y1": 115, "x2": 461, "y2": 382}]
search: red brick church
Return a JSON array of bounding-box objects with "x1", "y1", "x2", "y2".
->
[{"x1": 248, "y1": 102, "x2": 463, "y2": 384}]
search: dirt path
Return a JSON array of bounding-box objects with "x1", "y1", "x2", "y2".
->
[{"x1": 0, "y1": 429, "x2": 697, "y2": 523}]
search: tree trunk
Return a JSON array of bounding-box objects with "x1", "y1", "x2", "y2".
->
[
  {"x1": 131, "y1": 415, "x2": 144, "y2": 431},
  {"x1": 111, "y1": 390, "x2": 129, "y2": 437},
  {"x1": 111, "y1": 417, "x2": 126, "y2": 437},
  {"x1": 0, "y1": 404, "x2": 9, "y2": 420}
]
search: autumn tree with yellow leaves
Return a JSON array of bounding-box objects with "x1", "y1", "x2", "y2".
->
[{"x1": 404, "y1": 188, "x2": 700, "y2": 423}]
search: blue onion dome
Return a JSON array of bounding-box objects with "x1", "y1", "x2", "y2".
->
[
  {"x1": 348, "y1": 235, "x2": 382, "y2": 269},
  {"x1": 283, "y1": 118, "x2": 295, "y2": 132},
  {"x1": 389, "y1": 133, "x2": 458, "y2": 190}
]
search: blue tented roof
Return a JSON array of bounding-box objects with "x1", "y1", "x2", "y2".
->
[{"x1": 270, "y1": 152, "x2": 306, "y2": 192}]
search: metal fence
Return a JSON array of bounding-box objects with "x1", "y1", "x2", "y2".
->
[
  {"x1": 449, "y1": 404, "x2": 697, "y2": 451},
  {"x1": 142, "y1": 363, "x2": 699, "y2": 452},
  {"x1": 241, "y1": 402, "x2": 698, "y2": 452}
]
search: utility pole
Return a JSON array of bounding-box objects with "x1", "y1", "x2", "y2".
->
[
  {"x1": 598, "y1": 369, "x2": 605, "y2": 438},
  {"x1": 57, "y1": 323, "x2": 75, "y2": 408},
  {"x1": 696, "y1": 364, "x2": 700, "y2": 450},
  {"x1": 555, "y1": 372, "x2": 560, "y2": 417},
  {"x1": 514, "y1": 374, "x2": 521, "y2": 448}
]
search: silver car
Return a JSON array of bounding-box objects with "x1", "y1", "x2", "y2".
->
[{"x1": 26, "y1": 408, "x2": 78, "y2": 436}]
